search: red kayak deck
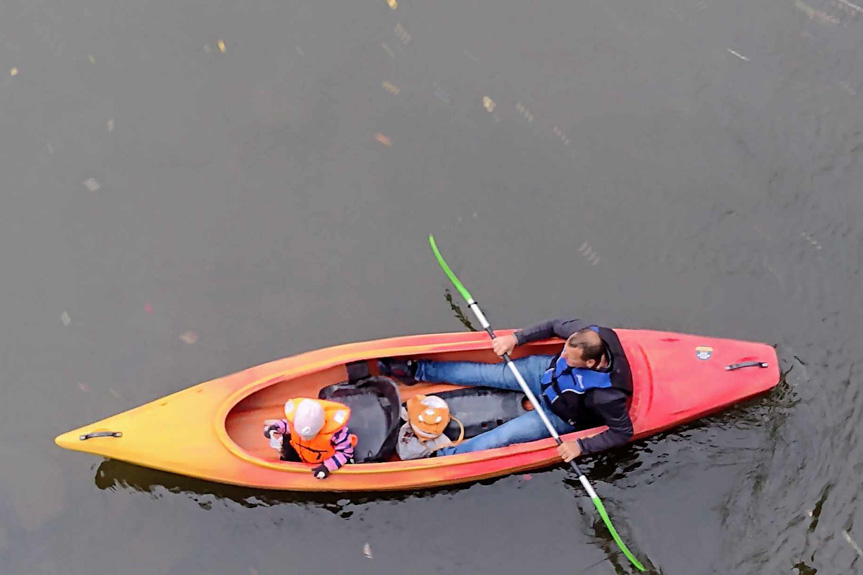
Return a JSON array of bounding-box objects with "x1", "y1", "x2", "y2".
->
[{"x1": 55, "y1": 329, "x2": 779, "y2": 492}]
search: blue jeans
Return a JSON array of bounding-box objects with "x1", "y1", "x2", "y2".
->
[{"x1": 415, "y1": 355, "x2": 575, "y2": 456}]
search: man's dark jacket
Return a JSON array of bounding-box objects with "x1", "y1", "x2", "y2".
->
[{"x1": 514, "y1": 317, "x2": 634, "y2": 454}]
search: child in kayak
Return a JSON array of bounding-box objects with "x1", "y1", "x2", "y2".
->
[
  {"x1": 397, "y1": 394, "x2": 464, "y2": 460},
  {"x1": 264, "y1": 398, "x2": 357, "y2": 479}
]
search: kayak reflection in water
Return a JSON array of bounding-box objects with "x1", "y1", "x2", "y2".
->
[
  {"x1": 379, "y1": 317, "x2": 634, "y2": 461},
  {"x1": 263, "y1": 398, "x2": 358, "y2": 479}
]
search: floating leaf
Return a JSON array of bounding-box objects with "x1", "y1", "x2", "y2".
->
[
  {"x1": 482, "y1": 96, "x2": 496, "y2": 112},
  {"x1": 362, "y1": 542, "x2": 373, "y2": 559},
  {"x1": 78, "y1": 383, "x2": 90, "y2": 392},
  {"x1": 88, "y1": 55, "x2": 96, "y2": 64},
  {"x1": 10, "y1": 67, "x2": 18, "y2": 76},
  {"x1": 83, "y1": 178, "x2": 101, "y2": 192},
  {"x1": 145, "y1": 302, "x2": 152, "y2": 314},
  {"x1": 387, "y1": 0, "x2": 397, "y2": 8},
  {"x1": 382, "y1": 81, "x2": 400, "y2": 95},
  {"x1": 180, "y1": 331, "x2": 198, "y2": 344},
  {"x1": 375, "y1": 133, "x2": 392, "y2": 146},
  {"x1": 109, "y1": 388, "x2": 121, "y2": 398},
  {"x1": 107, "y1": 119, "x2": 115, "y2": 132},
  {"x1": 522, "y1": 474, "x2": 533, "y2": 481},
  {"x1": 217, "y1": 40, "x2": 226, "y2": 53},
  {"x1": 61, "y1": 312, "x2": 71, "y2": 326}
]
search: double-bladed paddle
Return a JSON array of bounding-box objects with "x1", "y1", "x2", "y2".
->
[{"x1": 429, "y1": 234, "x2": 646, "y2": 572}]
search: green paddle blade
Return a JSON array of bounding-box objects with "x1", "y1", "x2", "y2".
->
[
  {"x1": 429, "y1": 235, "x2": 473, "y2": 302},
  {"x1": 591, "y1": 497, "x2": 646, "y2": 572}
]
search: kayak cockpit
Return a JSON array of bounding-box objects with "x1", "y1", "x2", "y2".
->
[
  {"x1": 224, "y1": 344, "x2": 640, "y2": 466},
  {"x1": 225, "y1": 375, "x2": 536, "y2": 464}
]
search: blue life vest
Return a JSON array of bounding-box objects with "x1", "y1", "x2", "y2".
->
[
  {"x1": 541, "y1": 357, "x2": 612, "y2": 400},
  {"x1": 540, "y1": 356, "x2": 613, "y2": 424}
]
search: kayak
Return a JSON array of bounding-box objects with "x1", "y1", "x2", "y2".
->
[{"x1": 55, "y1": 329, "x2": 779, "y2": 492}]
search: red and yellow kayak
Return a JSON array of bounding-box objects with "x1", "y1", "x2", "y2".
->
[{"x1": 55, "y1": 329, "x2": 779, "y2": 492}]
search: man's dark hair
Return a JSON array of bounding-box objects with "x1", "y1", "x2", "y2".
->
[{"x1": 566, "y1": 328, "x2": 604, "y2": 364}]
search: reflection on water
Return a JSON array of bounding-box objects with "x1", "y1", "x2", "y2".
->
[{"x1": 94, "y1": 459, "x2": 491, "y2": 515}]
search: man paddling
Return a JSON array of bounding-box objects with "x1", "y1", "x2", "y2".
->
[{"x1": 380, "y1": 317, "x2": 633, "y2": 460}]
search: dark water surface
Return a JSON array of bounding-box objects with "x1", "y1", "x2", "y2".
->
[{"x1": 2, "y1": 0, "x2": 862, "y2": 573}]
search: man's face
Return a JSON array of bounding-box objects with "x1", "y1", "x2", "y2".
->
[{"x1": 561, "y1": 345, "x2": 596, "y2": 369}]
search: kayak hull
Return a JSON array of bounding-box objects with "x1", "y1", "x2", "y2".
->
[{"x1": 55, "y1": 329, "x2": 779, "y2": 492}]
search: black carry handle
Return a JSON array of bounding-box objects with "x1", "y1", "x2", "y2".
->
[
  {"x1": 79, "y1": 431, "x2": 122, "y2": 440},
  {"x1": 724, "y1": 361, "x2": 769, "y2": 371}
]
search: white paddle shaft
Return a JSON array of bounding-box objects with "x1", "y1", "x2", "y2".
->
[{"x1": 468, "y1": 300, "x2": 562, "y2": 442}]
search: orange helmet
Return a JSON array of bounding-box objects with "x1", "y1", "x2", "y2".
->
[{"x1": 405, "y1": 395, "x2": 451, "y2": 439}]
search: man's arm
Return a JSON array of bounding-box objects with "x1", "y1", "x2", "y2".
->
[
  {"x1": 577, "y1": 390, "x2": 634, "y2": 454},
  {"x1": 514, "y1": 317, "x2": 590, "y2": 346}
]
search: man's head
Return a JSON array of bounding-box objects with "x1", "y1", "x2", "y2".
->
[{"x1": 561, "y1": 328, "x2": 605, "y2": 369}]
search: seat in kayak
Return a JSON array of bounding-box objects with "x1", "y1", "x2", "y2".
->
[
  {"x1": 318, "y1": 376, "x2": 401, "y2": 463},
  {"x1": 434, "y1": 388, "x2": 530, "y2": 440},
  {"x1": 320, "y1": 379, "x2": 529, "y2": 454}
]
